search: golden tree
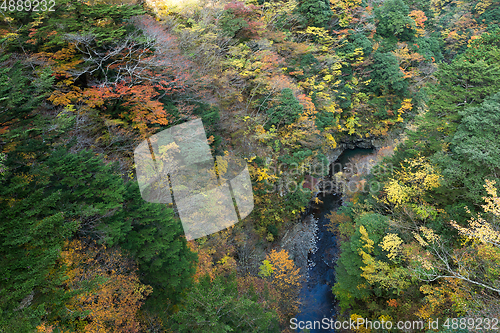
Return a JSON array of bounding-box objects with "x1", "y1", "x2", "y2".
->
[
  {"x1": 61, "y1": 240, "x2": 152, "y2": 333},
  {"x1": 262, "y1": 249, "x2": 302, "y2": 318}
]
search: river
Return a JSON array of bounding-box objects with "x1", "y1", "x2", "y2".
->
[{"x1": 294, "y1": 148, "x2": 375, "y2": 332}]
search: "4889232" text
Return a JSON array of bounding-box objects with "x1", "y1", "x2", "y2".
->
[{"x1": 1, "y1": 0, "x2": 55, "y2": 12}]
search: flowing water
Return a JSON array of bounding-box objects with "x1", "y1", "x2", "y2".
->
[{"x1": 294, "y1": 148, "x2": 375, "y2": 332}]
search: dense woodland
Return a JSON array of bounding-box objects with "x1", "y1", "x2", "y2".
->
[{"x1": 0, "y1": 0, "x2": 499, "y2": 331}]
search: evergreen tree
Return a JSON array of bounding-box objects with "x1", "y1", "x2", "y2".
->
[
  {"x1": 0, "y1": 147, "x2": 125, "y2": 330},
  {"x1": 375, "y1": 0, "x2": 417, "y2": 42},
  {"x1": 434, "y1": 92, "x2": 500, "y2": 205},
  {"x1": 170, "y1": 274, "x2": 279, "y2": 332},
  {"x1": 101, "y1": 181, "x2": 197, "y2": 311},
  {"x1": 333, "y1": 212, "x2": 389, "y2": 314},
  {"x1": 4, "y1": 0, "x2": 144, "y2": 53},
  {"x1": 297, "y1": 0, "x2": 333, "y2": 28},
  {"x1": 368, "y1": 52, "x2": 408, "y2": 96},
  {"x1": 265, "y1": 88, "x2": 304, "y2": 130}
]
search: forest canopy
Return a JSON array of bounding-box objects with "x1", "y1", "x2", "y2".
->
[{"x1": 1, "y1": 0, "x2": 499, "y2": 331}]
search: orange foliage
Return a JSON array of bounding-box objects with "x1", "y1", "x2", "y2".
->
[
  {"x1": 60, "y1": 240, "x2": 152, "y2": 333},
  {"x1": 265, "y1": 249, "x2": 302, "y2": 317},
  {"x1": 37, "y1": 45, "x2": 85, "y2": 106},
  {"x1": 443, "y1": 13, "x2": 484, "y2": 55},
  {"x1": 387, "y1": 299, "x2": 399, "y2": 307},
  {"x1": 297, "y1": 93, "x2": 317, "y2": 116},
  {"x1": 83, "y1": 82, "x2": 170, "y2": 135},
  {"x1": 187, "y1": 241, "x2": 215, "y2": 282},
  {"x1": 393, "y1": 43, "x2": 425, "y2": 79},
  {"x1": 409, "y1": 10, "x2": 427, "y2": 37}
]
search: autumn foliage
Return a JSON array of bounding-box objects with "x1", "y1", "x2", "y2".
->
[{"x1": 38, "y1": 240, "x2": 152, "y2": 333}]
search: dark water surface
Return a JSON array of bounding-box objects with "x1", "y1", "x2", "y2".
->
[
  {"x1": 294, "y1": 148, "x2": 375, "y2": 332},
  {"x1": 295, "y1": 192, "x2": 341, "y2": 332}
]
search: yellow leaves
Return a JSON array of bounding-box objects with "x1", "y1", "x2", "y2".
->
[
  {"x1": 449, "y1": 180, "x2": 500, "y2": 247},
  {"x1": 323, "y1": 74, "x2": 335, "y2": 82},
  {"x1": 44, "y1": 45, "x2": 83, "y2": 74},
  {"x1": 420, "y1": 226, "x2": 439, "y2": 244},
  {"x1": 299, "y1": 76, "x2": 317, "y2": 90},
  {"x1": 392, "y1": 43, "x2": 424, "y2": 78},
  {"x1": 261, "y1": 0, "x2": 298, "y2": 27},
  {"x1": 254, "y1": 166, "x2": 278, "y2": 182},
  {"x1": 264, "y1": 249, "x2": 301, "y2": 315},
  {"x1": 384, "y1": 155, "x2": 441, "y2": 207},
  {"x1": 330, "y1": 0, "x2": 362, "y2": 27},
  {"x1": 482, "y1": 179, "x2": 500, "y2": 216},
  {"x1": 14, "y1": 172, "x2": 35, "y2": 184},
  {"x1": 350, "y1": 47, "x2": 364, "y2": 66},
  {"x1": 418, "y1": 284, "x2": 449, "y2": 316},
  {"x1": 39, "y1": 45, "x2": 87, "y2": 107},
  {"x1": 314, "y1": 196, "x2": 323, "y2": 204},
  {"x1": 385, "y1": 179, "x2": 410, "y2": 205},
  {"x1": 245, "y1": 156, "x2": 257, "y2": 163},
  {"x1": 358, "y1": 226, "x2": 378, "y2": 282},
  {"x1": 214, "y1": 155, "x2": 228, "y2": 177},
  {"x1": 430, "y1": 0, "x2": 446, "y2": 15},
  {"x1": 266, "y1": 249, "x2": 301, "y2": 289},
  {"x1": 475, "y1": 0, "x2": 493, "y2": 15},
  {"x1": 344, "y1": 115, "x2": 361, "y2": 135},
  {"x1": 359, "y1": 226, "x2": 374, "y2": 252},
  {"x1": 356, "y1": 283, "x2": 367, "y2": 290},
  {"x1": 396, "y1": 98, "x2": 412, "y2": 122},
  {"x1": 324, "y1": 101, "x2": 341, "y2": 115},
  {"x1": 413, "y1": 226, "x2": 439, "y2": 248},
  {"x1": 403, "y1": 157, "x2": 441, "y2": 189},
  {"x1": 217, "y1": 254, "x2": 231, "y2": 266},
  {"x1": 379, "y1": 315, "x2": 393, "y2": 323},
  {"x1": 330, "y1": 62, "x2": 343, "y2": 76},
  {"x1": 415, "y1": 304, "x2": 433, "y2": 320},
  {"x1": 381, "y1": 233, "x2": 403, "y2": 260},
  {"x1": 357, "y1": 225, "x2": 412, "y2": 293},
  {"x1": 324, "y1": 133, "x2": 337, "y2": 149},
  {"x1": 61, "y1": 240, "x2": 151, "y2": 333},
  {"x1": 299, "y1": 26, "x2": 336, "y2": 48},
  {"x1": 20, "y1": 152, "x2": 36, "y2": 162},
  {"x1": 48, "y1": 87, "x2": 83, "y2": 106},
  {"x1": 1, "y1": 32, "x2": 19, "y2": 42},
  {"x1": 95, "y1": 17, "x2": 113, "y2": 28},
  {"x1": 36, "y1": 323, "x2": 69, "y2": 333},
  {"x1": 253, "y1": 125, "x2": 268, "y2": 139},
  {"x1": 350, "y1": 91, "x2": 368, "y2": 111},
  {"x1": 225, "y1": 43, "x2": 251, "y2": 66},
  {"x1": 359, "y1": 250, "x2": 376, "y2": 277},
  {"x1": 258, "y1": 259, "x2": 275, "y2": 277},
  {"x1": 187, "y1": 241, "x2": 216, "y2": 282},
  {"x1": 350, "y1": 314, "x2": 371, "y2": 333},
  {"x1": 407, "y1": 181, "x2": 500, "y2": 307}
]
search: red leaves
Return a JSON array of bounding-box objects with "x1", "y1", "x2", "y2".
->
[
  {"x1": 83, "y1": 81, "x2": 170, "y2": 134},
  {"x1": 224, "y1": 1, "x2": 264, "y2": 39},
  {"x1": 83, "y1": 86, "x2": 116, "y2": 109},
  {"x1": 224, "y1": 1, "x2": 259, "y2": 14}
]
